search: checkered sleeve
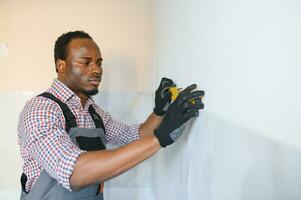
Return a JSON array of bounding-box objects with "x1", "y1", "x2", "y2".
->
[
  {"x1": 19, "y1": 97, "x2": 85, "y2": 191},
  {"x1": 93, "y1": 105, "x2": 141, "y2": 146}
]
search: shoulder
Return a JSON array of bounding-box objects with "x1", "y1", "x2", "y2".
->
[
  {"x1": 25, "y1": 94, "x2": 62, "y2": 112},
  {"x1": 20, "y1": 94, "x2": 64, "y2": 124},
  {"x1": 18, "y1": 94, "x2": 65, "y2": 138}
]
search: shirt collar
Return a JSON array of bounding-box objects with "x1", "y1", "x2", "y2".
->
[
  {"x1": 48, "y1": 79, "x2": 75, "y2": 103},
  {"x1": 48, "y1": 79, "x2": 95, "y2": 108}
]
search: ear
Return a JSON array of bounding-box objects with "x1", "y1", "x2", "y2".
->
[{"x1": 56, "y1": 59, "x2": 66, "y2": 73}]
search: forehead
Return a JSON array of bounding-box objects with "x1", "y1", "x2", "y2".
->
[{"x1": 68, "y1": 38, "x2": 101, "y2": 58}]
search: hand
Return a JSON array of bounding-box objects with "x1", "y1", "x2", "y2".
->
[
  {"x1": 154, "y1": 84, "x2": 205, "y2": 147},
  {"x1": 153, "y1": 77, "x2": 175, "y2": 116}
]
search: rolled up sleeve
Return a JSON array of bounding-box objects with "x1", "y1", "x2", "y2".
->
[
  {"x1": 22, "y1": 99, "x2": 85, "y2": 191},
  {"x1": 94, "y1": 106, "x2": 140, "y2": 146}
]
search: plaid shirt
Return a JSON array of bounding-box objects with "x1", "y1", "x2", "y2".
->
[{"x1": 17, "y1": 79, "x2": 140, "y2": 192}]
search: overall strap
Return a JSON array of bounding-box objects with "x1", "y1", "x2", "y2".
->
[
  {"x1": 88, "y1": 105, "x2": 105, "y2": 131},
  {"x1": 21, "y1": 92, "x2": 78, "y2": 194},
  {"x1": 38, "y1": 92, "x2": 77, "y2": 132}
]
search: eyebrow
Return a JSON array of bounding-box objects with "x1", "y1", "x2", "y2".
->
[{"x1": 81, "y1": 57, "x2": 103, "y2": 62}]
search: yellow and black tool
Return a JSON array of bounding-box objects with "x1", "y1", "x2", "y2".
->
[{"x1": 169, "y1": 86, "x2": 202, "y2": 104}]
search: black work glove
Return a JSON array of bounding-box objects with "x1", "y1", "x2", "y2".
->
[
  {"x1": 153, "y1": 77, "x2": 175, "y2": 116},
  {"x1": 154, "y1": 84, "x2": 205, "y2": 147}
]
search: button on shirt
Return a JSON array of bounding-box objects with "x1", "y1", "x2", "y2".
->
[{"x1": 17, "y1": 79, "x2": 140, "y2": 192}]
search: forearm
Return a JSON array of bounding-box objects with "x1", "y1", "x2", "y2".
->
[
  {"x1": 70, "y1": 134, "x2": 160, "y2": 191},
  {"x1": 139, "y1": 112, "x2": 163, "y2": 138}
]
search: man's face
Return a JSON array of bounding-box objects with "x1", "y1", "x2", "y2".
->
[{"x1": 60, "y1": 38, "x2": 103, "y2": 97}]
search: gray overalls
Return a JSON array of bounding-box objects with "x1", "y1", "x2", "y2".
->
[{"x1": 20, "y1": 92, "x2": 106, "y2": 200}]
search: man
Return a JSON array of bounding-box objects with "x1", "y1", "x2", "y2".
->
[{"x1": 18, "y1": 31, "x2": 204, "y2": 200}]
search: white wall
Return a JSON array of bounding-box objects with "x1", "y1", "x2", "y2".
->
[{"x1": 151, "y1": 0, "x2": 301, "y2": 199}]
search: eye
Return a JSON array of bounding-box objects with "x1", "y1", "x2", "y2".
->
[{"x1": 80, "y1": 61, "x2": 90, "y2": 67}]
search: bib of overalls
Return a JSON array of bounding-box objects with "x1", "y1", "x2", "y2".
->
[{"x1": 20, "y1": 92, "x2": 106, "y2": 200}]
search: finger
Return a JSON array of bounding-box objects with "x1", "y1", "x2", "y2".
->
[
  {"x1": 161, "y1": 77, "x2": 173, "y2": 82},
  {"x1": 160, "y1": 86, "x2": 172, "y2": 98},
  {"x1": 176, "y1": 84, "x2": 197, "y2": 104},
  {"x1": 162, "y1": 89, "x2": 172, "y2": 101},
  {"x1": 180, "y1": 90, "x2": 204, "y2": 104},
  {"x1": 179, "y1": 84, "x2": 197, "y2": 97},
  {"x1": 193, "y1": 97, "x2": 203, "y2": 104},
  {"x1": 192, "y1": 98, "x2": 204, "y2": 109},
  {"x1": 161, "y1": 77, "x2": 175, "y2": 87},
  {"x1": 183, "y1": 101, "x2": 204, "y2": 111}
]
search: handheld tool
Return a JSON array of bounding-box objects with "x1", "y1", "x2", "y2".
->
[{"x1": 169, "y1": 86, "x2": 202, "y2": 104}]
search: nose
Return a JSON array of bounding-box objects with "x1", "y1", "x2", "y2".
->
[{"x1": 91, "y1": 62, "x2": 102, "y2": 75}]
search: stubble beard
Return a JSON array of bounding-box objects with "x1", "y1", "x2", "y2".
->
[{"x1": 84, "y1": 88, "x2": 99, "y2": 96}]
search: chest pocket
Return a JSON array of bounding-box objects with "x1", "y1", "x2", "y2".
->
[
  {"x1": 77, "y1": 135, "x2": 105, "y2": 150},
  {"x1": 69, "y1": 127, "x2": 106, "y2": 151}
]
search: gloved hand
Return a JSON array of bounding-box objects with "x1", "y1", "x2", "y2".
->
[
  {"x1": 154, "y1": 84, "x2": 205, "y2": 147},
  {"x1": 153, "y1": 77, "x2": 176, "y2": 116}
]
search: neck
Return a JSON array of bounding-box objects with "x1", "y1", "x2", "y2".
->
[
  {"x1": 57, "y1": 77, "x2": 88, "y2": 107},
  {"x1": 77, "y1": 93, "x2": 89, "y2": 107}
]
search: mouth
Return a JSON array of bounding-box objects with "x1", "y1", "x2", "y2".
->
[{"x1": 88, "y1": 77, "x2": 102, "y2": 86}]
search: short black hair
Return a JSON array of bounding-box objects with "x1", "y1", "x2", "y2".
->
[{"x1": 54, "y1": 30, "x2": 93, "y2": 72}]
